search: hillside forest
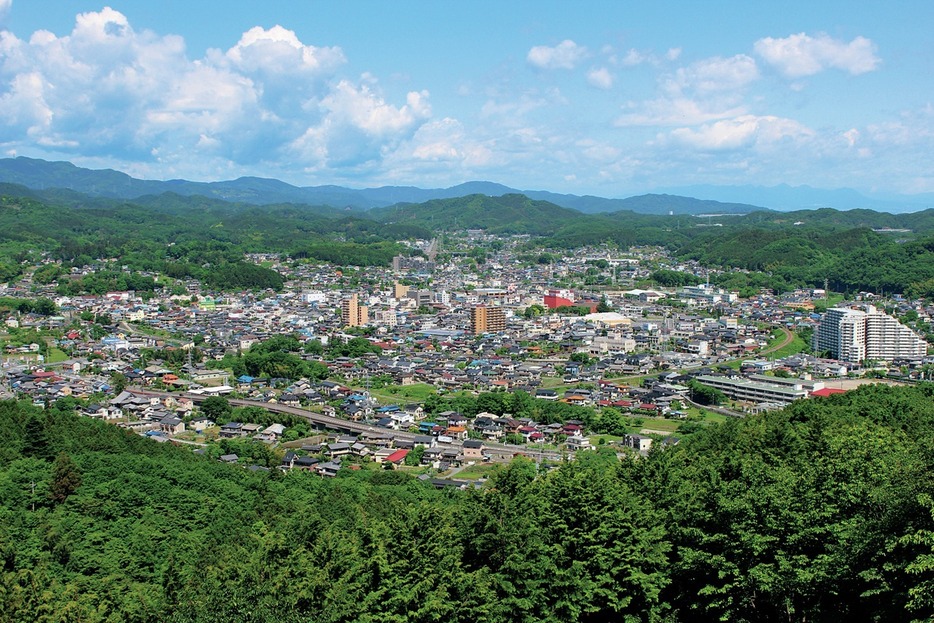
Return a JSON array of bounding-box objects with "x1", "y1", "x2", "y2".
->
[
  {"x1": 4, "y1": 183, "x2": 934, "y2": 297},
  {"x1": 3, "y1": 383, "x2": 934, "y2": 622}
]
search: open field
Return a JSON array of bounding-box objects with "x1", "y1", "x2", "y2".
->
[
  {"x1": 364, "y1": 383, "x2": 439, "y2": 404},
  {"x1": 451, "y1": 463, "x2": 498, "y2": 480}
]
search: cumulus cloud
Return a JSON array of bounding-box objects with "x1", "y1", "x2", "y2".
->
[
  {"x1": 227, "y1": 25, "x2": 342, "y2": 71},
  {"x1": 0, "y1": 7, "x2": 434, "y2": 177},
  {"x1": 754, "y1": 32, "x2": 880, "y2": 77},
  {"x1": 667, "y1": 114, "x2": 814, "y2": 151},
  {"x1": 586, "y1": 67, "x2": 613, "y2": 90},
  {"x1": 322, "y1": 81, "x2": 430, "y2": 136},
  {"x1": 527, "y1": 39, "x2": 587, "y2": 70},
  {"x1": 288, "y1": 80, "x2": 431, "y2": 168}
]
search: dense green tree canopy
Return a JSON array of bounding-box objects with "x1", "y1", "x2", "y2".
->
[{"x1": 2, "y1": 383, "x2": 934, "y2": 621}]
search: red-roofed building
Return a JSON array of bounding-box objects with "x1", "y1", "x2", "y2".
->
[
  {"x1": 384, "y1": 449, "x2": 409, "y2": 467},
  {"x1": 810, "y1": 387, "x2": 847, "y2": 398}
]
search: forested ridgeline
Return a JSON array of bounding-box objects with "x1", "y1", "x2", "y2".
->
[
  {"x1": 7, "y1": 185, "x2": 934, "y2": 294},
  {"x1": 3, "y1": 384, "x2": 934, "y2": 622},
  {"x1": 0, "y1": 191, "x2": 426, "y2": 286}
]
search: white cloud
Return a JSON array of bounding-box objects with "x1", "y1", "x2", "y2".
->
[
  {"x1": 616, "y1": 97, "x2": 746, "y2": 127},
  {"x1": 0, "y1": 0, "x2": 11, "y2": 20},
  {"x1": 0, "y1": 7, "x2": 433, "y2": 177},
  {"x1": 612, "y1": 47, "x2": 681, "y2": 68},
  {"x1": 667, "y1": 114, "x2": 813, "y2": 151},
  {"x1": 668, "y1": 54, "x2": 759, "y2": 95},
  {"x1": 754, "y1": 32, "x2": 880, "y2": 78},
  {"x1": 289, "y1": 80, "x2": 431, "y2": 168},
  {"x1": 843, "y1": 128, "x2": 860, "y2": 147},
  {"x1": 615, "y1": 54, "x2": 758, "y2": 132},
  {"x1": 410, "y1": 118, "x2": 462, "y2": 161},
  {"x1": 865, "y1": 105, "x2": 934, "y2": 147},
  {"x1": 480, "y1": 93, "x2": 549, "y2": 121},
  {"x1": 225, "y1": 25, "x2": 345, "y2": 76},
  {"x1": 621, "y1": 48, "x2": 646, "y2": 67},
  {"x1": 586, "y1": 67, "x2": 613, "y2": 90},
  {"x1": 527, "y1": 39, "x2": 587, "y2": 70},
  {"x1": 322, "y1": 81, "x2": 430, "y2": 136},
  {"x1": 576, "y1": 138, "x2": 621, "y2": 161},
  {"x1": 0, "y1": 72, "x2": 52, "y2": 133}
]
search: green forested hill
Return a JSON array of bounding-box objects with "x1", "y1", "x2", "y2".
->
[
  {"x1": 3, "y1": 383, "x2": 934, "y2": 622},
  {"x1": 677, "y1": 225, "x2": 934, "y2": 295},
  {"x1": 8, "y1": 181, "x2": 934, "y2": 295},
  {"x1": 0, "y1": 189, "x2": 432, "y2": 286},
  {"x1": 371, "y1": 194, "x2": 583, "y2": 234}
]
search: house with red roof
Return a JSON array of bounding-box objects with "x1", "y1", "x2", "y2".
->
[{"x1": 383, "y1": 449, "x2": 409, "y2": 468}]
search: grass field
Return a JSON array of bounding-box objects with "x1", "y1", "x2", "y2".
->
[
  {"x1": 766, "y1": 331, "x2": 809, "y2": 359},
  {"x1": 637, "y1": 418, "x2": 681, "y2": 433},
  {"x1": 46, "y1": 347, "x2": 70, "y2": 363},
  {"x1": 364, "y1": 383, "x2": 439, "y2": 404},
  {"x1": 453, "y1": 463, "x2": 499, "y2": 480}
]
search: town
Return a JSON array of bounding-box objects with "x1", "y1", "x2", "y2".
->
[{"x1": 2, "y1": 233, "x2": 929, "y2": 483}]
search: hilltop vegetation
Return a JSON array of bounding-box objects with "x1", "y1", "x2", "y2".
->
[
  {"x1": 678, "y1": 224, "x2": 934, "y2": 295},
  {"x1": 3, "y1": 384, "x2": 934, "y2": 622},
  {"x1": 370, "y1": 193, "x2": 583, "y2": 235},
  {"x1": 0, "y1": 190, "x2": 428, "y2": 289},
  {"x1": 6, "y1": 178, "x2": 934, "y2": 296}
]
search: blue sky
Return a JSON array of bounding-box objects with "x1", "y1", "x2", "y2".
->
[{"x1": 1, "y1": 1, "x2": 932, "y2": 197}]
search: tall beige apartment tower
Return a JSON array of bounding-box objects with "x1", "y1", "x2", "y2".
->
[
  {"x1": 341, "y1": 294, "x2": 368, "y2": 327},
  {"x1": 470, "y1": 305, "x2": 506, "y2": 335}
]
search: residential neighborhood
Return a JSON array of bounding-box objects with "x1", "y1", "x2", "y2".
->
[{"x1": 2, "y1": 238, "x2": 932, "y2": 475}]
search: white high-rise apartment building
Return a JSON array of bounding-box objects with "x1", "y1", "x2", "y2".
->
[
  {"x1": 814, "y1": 308, "x2": 866, "y2": 363},
  {"x1": 865, "y1": 307, "x2": 928, "y2": 361},
  {"x1": 814, "y1": 305, "x2": 926, "y2": 363}
]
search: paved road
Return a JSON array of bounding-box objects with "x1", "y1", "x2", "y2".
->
[{"x1": 134, "y1": 389, "x2": 563, "y2": 461}]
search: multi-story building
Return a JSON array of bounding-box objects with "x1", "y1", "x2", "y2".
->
[
  {"x1": 694, "y1": 375, "x2": 810, "y2": 405},
  {"x1": 865, "y1": 308, "x2": 928, "y2": 361},
  {"x1": 341, "y1": 294, "x2": 368, "y2": 327},
  {"x1": 393, "y1": 282, "x2": 410, "y2": 300},
  {"x1": 813, "y1": 307, "x2": 866, "y2": 363},
  {"x1": 470, "y1": 305, "x2": 506, "y2": 335},
  {"x1": 370, "y1": 309, "x2": 397, "y2": 328},
  {"x1": 544, "y1": 288, "x2": 574, "y2": 309},
  {"x1": 814, "y1": 305, "x2": 926, "y2": 363}
]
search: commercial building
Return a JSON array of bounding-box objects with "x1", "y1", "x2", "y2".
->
[
  {"x1": 470, "y1": 305, "x2": 506, "y2": 335},
  {"x1": 813, "y1": 305, "x2": 926, "y2": 364},
  {"x1": 544, "y1": 288, "x2": 574, "y2": 309}
]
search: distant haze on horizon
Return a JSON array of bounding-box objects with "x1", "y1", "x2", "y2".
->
[{"x1": 0, "y1": 1, "x2": 932, "y2": 197}]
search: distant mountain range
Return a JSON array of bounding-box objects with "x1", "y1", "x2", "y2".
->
[
  {"x1": 0, "y1": 157, "x2": 760, "y2": 216},
  {"x1": 1, "y1": 156, "x2": 931, "y2": 215},
  {"x1": 658, "y1": 183, "x2": 934, "y2": 213}
]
